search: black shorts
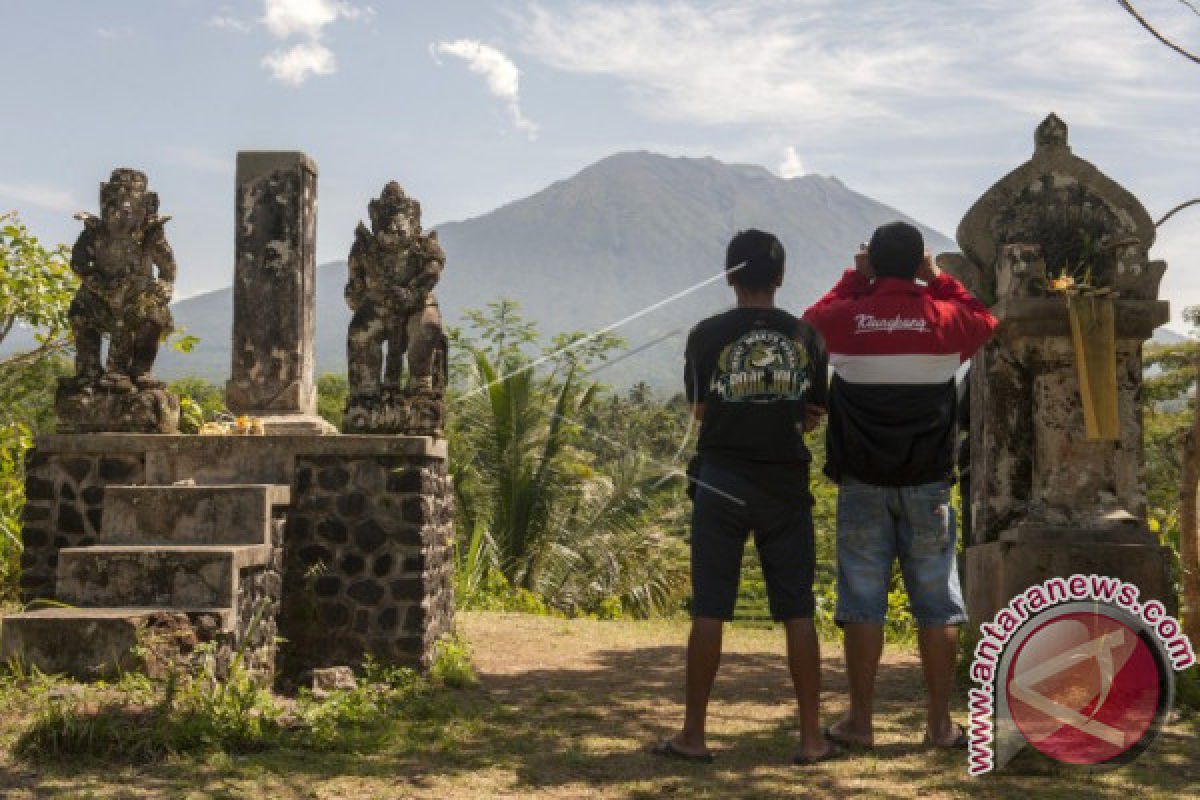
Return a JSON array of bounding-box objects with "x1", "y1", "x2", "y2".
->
[{"x1": 689, "y1": 460, "x2": 816, "y2": 621}]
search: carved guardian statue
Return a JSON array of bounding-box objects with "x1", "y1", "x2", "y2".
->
[
  {"x1": 343, "y1": 182, "x2": 448, "y2": 435},
  {"x1": 56, "y1": 169, "x2": 180, "y2": 433}
]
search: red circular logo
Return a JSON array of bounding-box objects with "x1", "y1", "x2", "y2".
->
[{"x1": 1005, "y1": 610, "x2": 1164, "y2": 765}]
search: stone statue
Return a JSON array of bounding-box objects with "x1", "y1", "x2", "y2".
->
[
  {"x1": 69, "y1": 168, "x2": 175, "y2": 390},
  {"x1": 56, "y1": 169, "x2": 180, "y2": 433},
  {"x1": 343, "y1": 182, "x2": 448, "y2": 435}
]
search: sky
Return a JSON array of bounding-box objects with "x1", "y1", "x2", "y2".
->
[{"x1": 1, "y1": 0, "x2": 1198, "y2": 325}]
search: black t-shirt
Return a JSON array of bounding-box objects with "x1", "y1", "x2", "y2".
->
[{"x1": 684, "y1": 307, "x2": 829, "y2": 507}]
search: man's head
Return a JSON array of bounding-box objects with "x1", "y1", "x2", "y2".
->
[
  {"x1": 726, "y1": 229, "x2": 785, "y2": 290},
  {"x1": 867, "y1": 221, "x2": 925, "y2": 280}
]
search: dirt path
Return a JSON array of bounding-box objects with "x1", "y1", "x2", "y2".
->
[{"x1": 2, "y1": 612, "x2": 1197, "y2": 799}]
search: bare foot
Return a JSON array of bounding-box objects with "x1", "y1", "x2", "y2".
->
[{"x1": 826, "y1": 717, "x2": 874, "y2": 749}]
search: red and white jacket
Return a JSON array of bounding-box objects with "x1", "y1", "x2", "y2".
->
[{"x1": 802, "y1": 270, "x2": 997, "y2": 487}]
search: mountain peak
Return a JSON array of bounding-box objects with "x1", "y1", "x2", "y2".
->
[{"x1": 161, "y1": 151, "x2": 957, "y2": 388}]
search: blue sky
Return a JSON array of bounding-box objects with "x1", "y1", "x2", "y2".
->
[{"x1": 2, "y1": 0, "x2": 1198, "y2": 324}]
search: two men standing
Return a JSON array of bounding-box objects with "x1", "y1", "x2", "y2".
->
[{"x1": 658, "y1": 221, "x2": 996, "y2": 764}]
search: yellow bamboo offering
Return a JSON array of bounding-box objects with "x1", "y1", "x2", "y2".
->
[{"x1": 1066, "y1": 293, "x2": 1119, "y2": 440}]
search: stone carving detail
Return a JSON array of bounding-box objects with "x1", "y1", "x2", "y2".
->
[
  {"x1": 343, "y1": 182, "x2": 448, "y2": 436},
  {"x1": 959, "y1": 114, "x2": 1175, "y2": 625},
  {"x1": 955, "y1": 114, "x2": 1164, "y2": 304},
  {"x1": 57, "y1": 169, "x2": 179, "y2": 433}
]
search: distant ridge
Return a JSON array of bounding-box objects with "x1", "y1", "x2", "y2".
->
[{"x1": 152, "y1": 152, "x2": 961, "y2": 388}]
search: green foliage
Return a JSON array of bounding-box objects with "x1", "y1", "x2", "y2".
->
[
  {"x1": 0, "y1": 212, "x2": 74, "y2": 347},
  {"x1": 429, "y1": 634, "x2": 478, "y2": 689},
  {"x1": 169, "y1": 377, "x2": 227, "y2": 434},
  {"x1": 449, "y1": 300, "x2": 689, "y2": 619},
  {"x1": 0, "y1": 424, "x2": 32, "y2": 605},
  {"x1": 10, "y1": 648, "x2": 472, "y2": 763},
  {"x1": 168, "y1": 329, "x2": 200, "y2": 354},
  {"x1": 0, "y1": 213, "x2": 75, "y2": 604},
  {"x1": 316, "y1": 373, "x2": 348, "y2": 429},
  {"x1": 1144, "y1": 321, "x2": 1200, "y2": 603}
]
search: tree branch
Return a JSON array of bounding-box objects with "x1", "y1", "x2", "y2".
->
[
  {"x1": 1118, "y1": 1, "x2": 1200, "y2": 64},
  {"x1": 1157, "y1": 198, "x2": 1200, "y2": 227}
]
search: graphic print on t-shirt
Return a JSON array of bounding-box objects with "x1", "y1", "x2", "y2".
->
[{"x1": 711, "y1": 329, "x2": 812, "y2": 404}]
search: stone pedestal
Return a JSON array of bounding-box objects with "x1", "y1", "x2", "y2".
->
[
  {"x1": 226, "y1": 151, "x2": 333, "y2": 435},
  {"x1": 948, "y1": 115, "x2": 1173, "y2": 626},
  {"x1": 55, "y1": 381, "x2": 180, "y2": 434},
  {"x1": 14, "y1": 434, "x2": 453, "y2": 680},
  {"x1": 343, "y1": 388, "x2": 446, "y2": 436},
  {"x1": 966, "y1": 536, "x2": 1177, "y2": 630}
]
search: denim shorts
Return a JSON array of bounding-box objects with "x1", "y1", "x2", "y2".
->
[
  {"x1": 690, "y1": 461, "x2": 816, "y2": 622},
  {"x1": 834, "y1": 478, "x2": 967, "y2": 627}
]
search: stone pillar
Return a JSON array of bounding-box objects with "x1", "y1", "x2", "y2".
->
[
  {"x1": 943, "y1": 115, "x2": 1176, "y2": 626},
  {"x1": 226, "y1": 151, "x2": 334, "y2": 434}
]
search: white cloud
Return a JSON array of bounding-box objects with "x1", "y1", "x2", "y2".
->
[
  {"x1": 262, "y1": 0, "x2": 366, "y2": 39},
  {"x1": 0, "y1": 182, "x2": 78, "y2": 213},
  {"x1": 434, "y1": 39, "x2": 539, "y2": 139},
  {"x1": 779, "y1": 146, "x2": 806, "y2": 179},
  {"x1": 515, "y1": 0, "x2": 1200, "y2": 137},
  {"x1": 262, "y1": 41, "x2": 337, "y2": 86},
  {"x1": 209, "y1": 1, "x2": 370, "y2": 85}
]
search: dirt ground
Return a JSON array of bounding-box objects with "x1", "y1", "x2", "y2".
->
[{"x1": 1, "y1": 611, "x2": 1197, "y2": 799}]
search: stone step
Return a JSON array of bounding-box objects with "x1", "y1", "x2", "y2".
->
[
  {"x1": 101, "y1": 484, "x2": 290, "y2": 545},
  {"x1": 57, "y1": 545, "x2": 272, "y2": 608},
  {"x1": 0, "y1": 607, "x2": 234, "y2": 680}
]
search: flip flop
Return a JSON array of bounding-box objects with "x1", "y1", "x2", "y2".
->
[
  {"x1": 793, "y1": 741, "x2": 845, "y2": 766},
  {"x1": 924, "y1": 723, "x2": 969, "y2": 750},
  {"x1": 823, "y1": 725, "x2": 874, "y2": 751},
  {"x1": 651, "y1": 738, "x2": 715, "y2": 763}
]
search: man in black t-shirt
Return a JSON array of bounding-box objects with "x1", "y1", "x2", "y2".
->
[{"x1": 653, "y1": 230, "x2": 837, "y2": 766}]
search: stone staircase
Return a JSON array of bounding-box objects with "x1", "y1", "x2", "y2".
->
[{"x1": 1, "y1": 484, "x2": 288, "y2": 681}]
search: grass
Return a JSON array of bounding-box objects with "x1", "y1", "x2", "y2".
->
[{"x1": 0, "y1": 612, "x2": 1196, "y2": 799}]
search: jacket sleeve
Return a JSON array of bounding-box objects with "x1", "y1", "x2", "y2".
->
[
  {"x1": 927, "y1": 272, "x2": 998, "y2": 361},
  {"x1": 802, "y1": 269, "x2": 872, "y2": 338}
]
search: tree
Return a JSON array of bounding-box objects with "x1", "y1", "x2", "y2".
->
[
  {"x1": 0, "y1": 212, "x2": 76, "y2": 601},
  {"x1": 0, "y1": 212, "x2": 75, "y2": 409},
  {"x1": 448, "y1": 301, "x2": 688, "y2": 617}
]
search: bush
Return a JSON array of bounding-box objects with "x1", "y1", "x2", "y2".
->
[
  {"x1": 11, "y1": 645, "x2": 477, "y2": 763},
  {"x1": 429, "y1": 635, "x2": 477, "y2": 689}
]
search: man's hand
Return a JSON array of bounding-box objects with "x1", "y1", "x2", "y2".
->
[
  {"x1": 854, "y1": 247, "x2": 874, "y2": 280},
  {"x1": 802, "y1": 404, "x2": 826, "y2": 433},
  {"x1": 917, "y1": 250, "x2": 940, "y2": 283}
]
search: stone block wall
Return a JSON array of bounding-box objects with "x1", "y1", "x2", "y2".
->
[
  {"x1": 279, "y1": 453, "x2": 455, "y2": 676},
  {"x1": 19, "y1": 448, "x2": 145, "y2": 602},
  {"x1": 220, "y1": 518, "x2": 285, "y2": 680},
  {"x1": 18, "y1": 434, "x2": 453, "y2": 682}
]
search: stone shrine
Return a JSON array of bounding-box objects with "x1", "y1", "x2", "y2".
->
[
  {"x1": 226, "y1": 152, "x2": 335, "y2": 435},
  {"x1": 343, "y1": 181, "x2": 448, "y2": 436},
  {"x1": 1, "y1": 153, "x2": 455, "y2": 684},
  {"x1": 55, "y1": 168, "x2": 180, "y2": 434},
  {"x1": 942, "y1": 115, "x2": 1176, "y2": 625}
]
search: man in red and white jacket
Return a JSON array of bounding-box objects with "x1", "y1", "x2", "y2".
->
[{"x1": 803, "y1": 221, "x2": 997, "y2": 750}]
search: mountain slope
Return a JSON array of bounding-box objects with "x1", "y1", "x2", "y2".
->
[{"x1": 28, "y1": 152, "x2": 957, "y2": 387}]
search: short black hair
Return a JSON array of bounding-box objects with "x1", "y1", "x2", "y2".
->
[
  {"x1": 726, "y1": 229, "x2": 785, "y2": 289},
  {"x1": 868, "y1": 221, "x2": 924, "y2": 280}
]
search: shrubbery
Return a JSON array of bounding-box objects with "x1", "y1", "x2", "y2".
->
[{"x1": 8, "y1": 636, "x2": 478, "y2": 762}]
